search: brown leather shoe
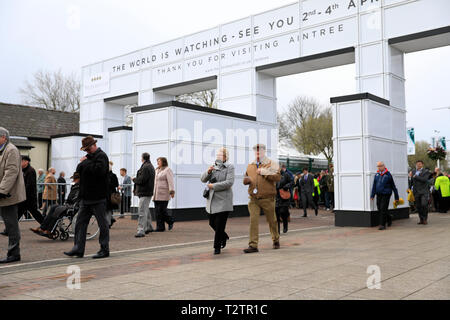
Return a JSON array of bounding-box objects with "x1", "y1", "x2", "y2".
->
[
  {"x1": 423, "y1": 220, "x2": 428, "y2": 225},
  {"x1": 243, "y1": 247, "x2": 259, "y2": 253},
  {"x1": 273, "y1": 241, "x2": 280, "y2": 249}
]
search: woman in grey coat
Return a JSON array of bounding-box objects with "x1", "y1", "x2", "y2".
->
[{"x1": 200, "y1": 147, "x2": 234, "y2": 255}]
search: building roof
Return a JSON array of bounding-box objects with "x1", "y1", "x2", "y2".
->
[
  {"x1": 10, "y1": 136, "x2": 34, "y2": 149},
  {"x1": 0, "y1": 102, "x2": 79, "y2": 140}
]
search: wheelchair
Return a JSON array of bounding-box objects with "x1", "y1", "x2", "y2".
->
[{"x1": 48, "y1": 206, "x2": 100, "y2": 241}]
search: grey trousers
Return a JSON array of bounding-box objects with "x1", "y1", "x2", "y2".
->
[
  {"x1": 72, "y1": 200, "x2": 109, "y2": 254},
  {"x1": 0, "y1": 205, "x2": 21, "y2": 257},
  {"x1": 137, "y1": 196, "x2": 153, "y2": 233}
]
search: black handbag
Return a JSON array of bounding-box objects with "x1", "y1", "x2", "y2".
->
[{"x1": 203, "y1": 176, "x2": 217, "y2": 198}]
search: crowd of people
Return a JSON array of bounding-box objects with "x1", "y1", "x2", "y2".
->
[{"x1": 1, "y1": 125, "x2": 449, "y2": 262}]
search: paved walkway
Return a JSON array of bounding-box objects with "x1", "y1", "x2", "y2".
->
[
  {"x1": 1, "y1": 208, "x2": 334, "y2": 262},
  {"x1": 0, "y1": 211, "x2": 449, "y2": 300}
]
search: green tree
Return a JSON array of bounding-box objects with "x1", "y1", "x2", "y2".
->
[{"x1": 279, "y1": 96, "x2": 333, "y2": 164}]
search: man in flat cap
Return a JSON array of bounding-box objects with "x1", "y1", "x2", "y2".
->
[
  {"x1": 64, "y1": 136, "x2": 110, "y2": 259},
  {"x1": 242, "y1": 144, "x2": 281, "y2": 253}
]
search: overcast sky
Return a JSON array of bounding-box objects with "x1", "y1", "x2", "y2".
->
[{"x1": 1, "y1": 0, "x2": 449, "y2": 144}]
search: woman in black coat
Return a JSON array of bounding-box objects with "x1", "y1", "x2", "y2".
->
[{"x1": 276, "y1": 165, "x2": 293, "y2": 234}]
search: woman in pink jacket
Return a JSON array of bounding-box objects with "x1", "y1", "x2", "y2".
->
[{"x1": 153, "y1": 157, "x2": 175, "y2": 231}]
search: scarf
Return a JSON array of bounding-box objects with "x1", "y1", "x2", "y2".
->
[
  {"x1": 378, "y1": 168, "x2": 388, "y2": 176},
  {"x1": 0, "y1": 141, "x2": 8, "y2": 154}
]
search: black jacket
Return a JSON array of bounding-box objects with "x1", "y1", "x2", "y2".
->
[
  {"x1": 65, "y1": 183, "x2": 80, "y2": 211},
  {"x1": 133, "y1": 161, "x2": 155, "y2": 197},
  {"x1": 57, "y1": 176, "x2": 67, "y2": 198},
  {"x1": 22, "y1": 164, "x2": 37, "y2": 203},
  {"x1": 276, "y1": 170, "x2": 293, "y2": 207},
  {"x1": 411, "y1": 168, "x2": 431, "y2": 196},
  {"x1": 76, "y1": 148, "x2": 109, "y2": 202},
  {"x1": 107, "y1": 171, "x2": 119, "y2": 210}
]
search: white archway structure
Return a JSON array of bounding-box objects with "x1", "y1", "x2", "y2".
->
[{"x1": 52, "y1": 0, "x2": 450, "y2": 225}]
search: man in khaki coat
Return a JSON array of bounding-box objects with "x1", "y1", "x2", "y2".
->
[
  {"x1": 243, "y1": 144, "x2": 281, "y2": 253},
  {"x1": 0, "y1": 127, "x2": 26, "y2": 263}
]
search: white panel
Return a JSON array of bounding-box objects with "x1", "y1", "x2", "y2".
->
[
  {"x1": 104, "y1": 103, "x2": 125, "y2": 121},
  {"x1": 184, "y1": 27, "x2": 220, "y2": 59},
  {"x1": 384, "y1": 0, "x2": 450, "y2": 39},
  {"x1": 256, "y1": 72, "x2": 275, "y2": 97},
  {"x1": 253, "y1": 3, "x2": 300, "y2": 40},
  {"x1": 254, "y1": 32, "x2": 300, "y2": 67},
  {"x1": 172, "y1": 142, "x2": 204, "y2": 175},
  {"x1": 219, "y1": 96, "x2": 253, "y2": 116},
  {"x1": 151, "y1": 62, "x2": 183, "y2": 88},
  {"x1": 104, "y1": 51, "x2": 145, "y2": 77},
  {"x1": 79, "y1": 104, "x2": 89, "y2": 122},
  {"x1": 302, "y1": 17, "x2": 358, "y2": 56},
  {"x1": 86, "y1": 101, "x2": 104, "y2": 121},
  {"x1": 220, "y1": 70, "x2": 253, "y2": 99},
  {"x1": 83, "y1": 72, "x2": 110, "y2": 98},
  {"x1": 109, "y1": 73, "x2": 140, "y2": 97},
  {"x1": 220, "y1": 17, "x2": 253, "y2": 48},
  {"x1": 231, "y1": 148, "x2": 252, "y2": 176},
  {"x1": 140, "y1": 69, "x2": 152, "y2": 91},
  {"x1": 152, "y1": 38, "x2": 185, "y2": 66},
  {"x1": 384, "y1": 0, "x2": 409, "y2": 6},
  {"x1": 389, "y1": 76, "x2": 405, "y2": 108},
  {"x1": 232, "y1": 177, "x2": 250, "y2": 206},
  {"x1": 359, "y1": 0, "x2": 381, "y2": 12},
  {"x1": 360, "y1": 75, "x2": 384, "y2": 97},
  {"x1": 109, "y1": 131, "x2": 122, "y2": 154},
  {"x1": 220, "y1": 44, "x2": 252, "y2": 73},
  {"x1": 391, "y1": 109, "x2": 406, "y2": 142},
  {"x1": 367, "y1": 139, "x2": 392, "y2": 172},
  {"x1": 359, "y1": 10, "x2": 382, "y2": 44},
  {"x1": 135, "y1": 109, "x2": 169, "y2": 143},
  {"x1": 174, "y1": 109, "x2": 232, "y2": 144},
  {"x1": 138, "y1": 90, "x2": 153, "y2": 106},
  {"x1": 176, "y1": 176, "x2": 206, "y2": 209},
  {"x1": 392, "y1": 143, "x2": 407, "y2": 173},
  {"x1": 135, "y1": 143, "x2": 169, "y2": 171},
  {"x1": 340, "y1": 175, "x2": 364, "y2": 210},
  {"x1": 339, "y1": 139, "x2": 363, "y2": 172},
  {"x1": 255, "y1": 96, "x2": 276, "y2": 124},
  {"x1": 229, "y1": 120, "x2": 259, "y2": 149},
  {"x1": 338, "y1": 101, "x2": 362, "y2": 137},
  {"x1": 389, "y1": 46, "x2": 404, "y2": 78},
  {"x1": 366, "y1": 102, "x2": 391, "y2": 139},
  {"x1": 301, "y1": 0, "x2": 357, "y2": 28},
  {"x1": 183, "y1": 53, "x2": 220, "y2": 81},
  {"x1": 360, "y1": 43, "x2": 383, "y2": 76}
]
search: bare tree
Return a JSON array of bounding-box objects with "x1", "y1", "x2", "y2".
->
[
  {"x1": 20, "y1": 69, "x2": 80, "y2": 112},
  {"x1": 176, "y1": 90, "x2": 217, "y2": 108},
  {"x1": 278, "y1": 96, "x2": 333, "y2": 164},
  {"x1": 278, "y1": 96, "x2": 321, "y2": 142}
]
